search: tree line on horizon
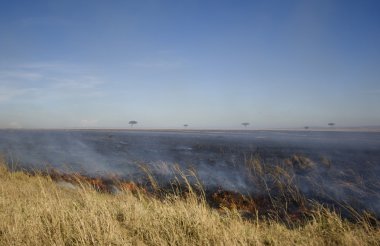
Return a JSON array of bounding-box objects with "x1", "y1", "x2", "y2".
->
[{"x1": 128, "y1": 121, "x2": 337, "y2": 129}]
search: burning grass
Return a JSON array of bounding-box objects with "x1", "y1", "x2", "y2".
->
[{"x1": 0, "y1": 158, "x2": 379, "y2": 245}]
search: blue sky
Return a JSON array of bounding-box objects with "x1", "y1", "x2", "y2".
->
[{"x1": 0, "y1": 0, "x2": 379, "y2": 129}]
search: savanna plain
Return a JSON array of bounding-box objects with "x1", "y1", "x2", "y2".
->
[{"x1": 0, "y1": 130, "x2": 379, "y2": 245}]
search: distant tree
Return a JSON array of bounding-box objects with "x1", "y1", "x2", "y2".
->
[
  {"x1": 304, "y1": 126, "x2": 309, "y2": 130},
  {"x1": 129, "y1": 120, "x2": 138, "y2": 127},
  {"x1": 328, "y1": 123, "x2": 335, "y2": 127},
  {"x1": 241, "y1": 122, "x2": 250, "y2": 128},
  {"x1": 184, "y1": 124, "x2": 189, "y2": 128}
]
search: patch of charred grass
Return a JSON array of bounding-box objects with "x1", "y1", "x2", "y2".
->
[
  {"x1": 244, "y1": 154, "x2": 380, "y2": 225},
  {"x1": 0, "y1": 157, "x2": 379, "y2": 245}
]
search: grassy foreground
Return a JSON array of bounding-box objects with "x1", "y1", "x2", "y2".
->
[{"x1": 0, "y1": 162, "x2": 379, "y2": 245}]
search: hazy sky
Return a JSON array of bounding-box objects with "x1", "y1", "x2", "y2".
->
[{"x1": 0, "y1": 0, "x2": 379, "y2": 129}]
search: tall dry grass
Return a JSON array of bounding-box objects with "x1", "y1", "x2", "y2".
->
[{"x1": 0, "y1": 159, "x2": 379, "y2": 245}]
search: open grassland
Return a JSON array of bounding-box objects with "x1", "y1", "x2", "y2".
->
[{"x1": 0, "y1": 160, "x2": 379, "y2": 246}]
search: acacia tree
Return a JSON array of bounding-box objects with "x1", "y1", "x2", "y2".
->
[
  {"x1": 129, "y1": 120, "x2": 138, "y2": 128},
  {"x1": 183, "y1": 124, "x2": 189, "y2": 128},
  {"x1": 241, "y1": 122, "x2": 250, "y2": 128},
  {"x1": 304, "y1": 126, "x2": 309, "y2": 130},
  {"x1": 328, "y1": 123, "x2": 335, "y2": 127}
]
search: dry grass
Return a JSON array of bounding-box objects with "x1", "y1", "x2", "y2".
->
[{"x1": 0, "y1": 160, "x2": 379, "y2": 246}]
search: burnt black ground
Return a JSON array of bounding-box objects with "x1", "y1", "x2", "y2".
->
[{"x1": 1, "y1": 129, "x2": 379, "y2": 216}]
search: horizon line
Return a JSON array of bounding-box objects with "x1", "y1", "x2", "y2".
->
[{"x1": 1, "y1": 126, "x2": 380, "y2": 132}]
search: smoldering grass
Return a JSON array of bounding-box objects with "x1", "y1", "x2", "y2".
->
[{"x1": 0, "y1": 158, "x2": 379, "y2": 245}]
